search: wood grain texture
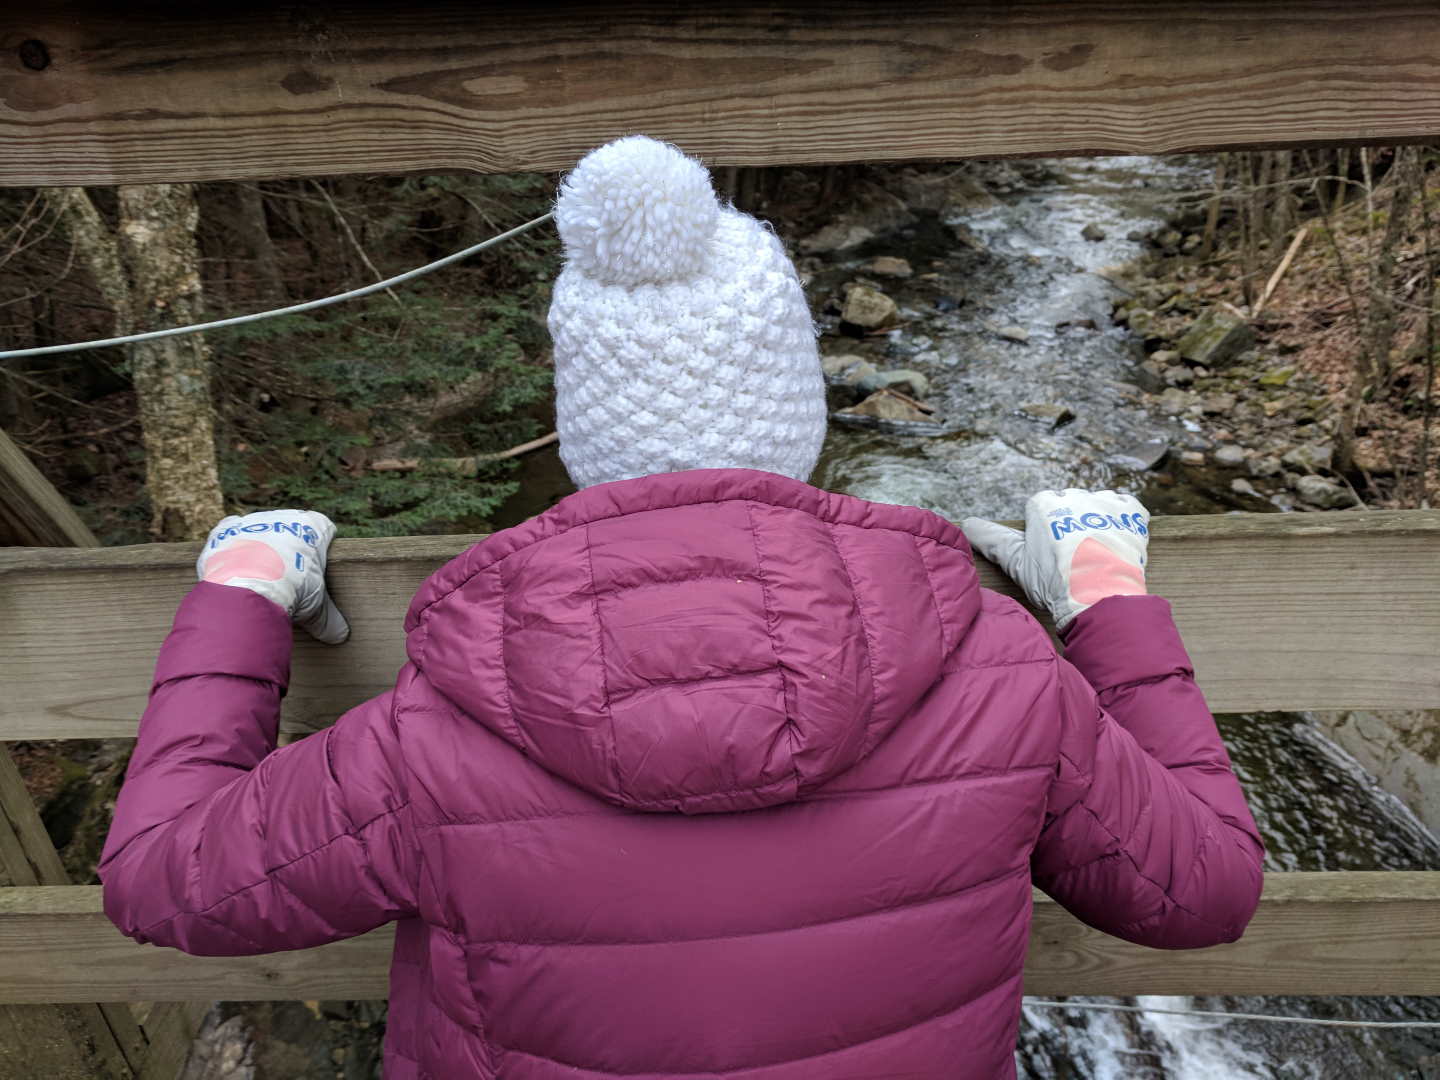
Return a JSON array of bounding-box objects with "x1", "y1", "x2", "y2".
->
[
  {"x1": 0, "y1": 747, "x2": 68, "y2": 887},
  {"x1": 0, "y1": 428, "x2": 97, "y2": 547},
  {"x1": 3, "y1": 510, "x2": 1438, "y2": 740},
  {"x1": 4, "y1": 1, "x2": 1440, "y2": 186},
  {"x1": 1, "y1": 874, "x2": 1437, "y2": 1001},
  {"x1": 131, "y1": 1002, "x2": 211, "y2": 1080},
  {"x1": 0, "y1": 451, "x2": 134, "y2": 1077}
]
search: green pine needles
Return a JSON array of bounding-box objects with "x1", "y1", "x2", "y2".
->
[{"x1": 216, "y1": 250, "x2": 557, "y2": 537}]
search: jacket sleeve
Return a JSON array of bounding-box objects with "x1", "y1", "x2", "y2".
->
[
  {"x1": 99, "y1": 581, "x2": 418, "y2": 956},
  {"x1": 1030, "y1": 594, "x2": 1265, "y2": 948}
]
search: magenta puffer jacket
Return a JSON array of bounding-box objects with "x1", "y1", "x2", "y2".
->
[{"x1": 101, "y1": 469, "x2": 1264, "y2": 1079}]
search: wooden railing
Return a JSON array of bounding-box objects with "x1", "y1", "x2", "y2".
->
[
  {"x1": 1, "y1": 872, "x2": 1438, "y2": 1002},
  {"x1": 3, "y1": 0, "x2": 1440, "y2": 1062},
  {"x1": 2, "y1": 511, "x2": 1439, "y2": 998},
  {"x1": 3, "y1": 1, "x2": 1440, "y2": 185}
]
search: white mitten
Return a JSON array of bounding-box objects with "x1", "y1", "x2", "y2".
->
[
  {"x1": 962, "y1": 489, "x2": 1149, "y2": 630},
  {"x1": 195, "y1": 510, "x2": 350, "y2": 645}
]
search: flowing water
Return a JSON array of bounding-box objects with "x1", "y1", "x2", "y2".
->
[{"x1": 803, "y1": 157, "x2": 1440, "y2": 1077}]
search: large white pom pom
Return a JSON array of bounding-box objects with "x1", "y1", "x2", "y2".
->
[{"x1": 555, "y1": 135, "x2": 720, "y2": 287}]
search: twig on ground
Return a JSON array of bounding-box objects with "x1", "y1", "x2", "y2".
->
[
  {"x1": 370, "y1": 430, "x2": 559, "y2": 474},
  {"x1": 880, "y1": 387, "x2": 936, "y2": 414},
  {"x1": 1253, "y1": 225, "x2": 1309, "y2": 317}
]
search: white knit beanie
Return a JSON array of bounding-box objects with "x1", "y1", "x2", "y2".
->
[{"x1": 548, "y1": 135, "x2": 827, "y2": 489}]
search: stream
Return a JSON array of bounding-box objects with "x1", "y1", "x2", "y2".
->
[{"x1": 804, "y1": 156, "x2": 1440, "y2": 1078}]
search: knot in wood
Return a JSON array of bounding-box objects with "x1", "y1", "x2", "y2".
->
[{"x1": 18, "y1": 40, "x2": 50, "y2": 71}]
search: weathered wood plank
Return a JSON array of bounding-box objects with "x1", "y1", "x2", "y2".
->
[
  {"x1": 2, "y1": 430, "x2": 204, "y2": 1069},
  {"x1": 4, "y1": 1, "x2": 1440, "y2": 187},
  {"x1": 2, "y1": 510, "x2": 1438, "y2": 741},
  {"x1": 0, "y1": 436, "x2": 179, "y2": 1076},
  {"x1": 132, "y1": 1002, "x2": 209, "y2": 1080},
  {"x1": 0, "y1": 428, "x2": 97, "y2": 547},
  {"x1": 1, "y1": 874, "x2": 1436, "y2": 1001},
  {"x1": 0, "y1": 749, "x2": 68, "y2": 887},
  {"x1": 0, "y1": 753, "x2": 137, "y2": 1077},
  {"x1": 0, "y1": 886, "x2": 391, "y2": 1003}
]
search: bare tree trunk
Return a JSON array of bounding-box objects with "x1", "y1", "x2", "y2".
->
[
  {"x1": 117, "y1": 184, "x2": 224, "y2": 540},
  {"x1": 1363, "y1": 147, "x2": 1419, "y2": 389},
  {"x1": 235, "y1": 183, "x2": 285, "y2": 302},
  {"x1": 42, "y1": 188, "x2": 133, "y2": 334},
  {"x1": 45, "y1": 184, "x2": 224, "y2": 540},
  {"x1": 1420, "y1": 165, "x2": 1437, "y2": 509},
  {"x1": 1332, "y1": 147, "x2": 1352, "y2": 215},
  {"x1": 1269, "y1": 151, "x2": 1295, "y2": 248},
  {"x1": 1201, "y1": 154, "x2": 1229, "y2": 258},
  {"x1": 1333, "y1": 148, "x2": 1421, "y2": 476}
]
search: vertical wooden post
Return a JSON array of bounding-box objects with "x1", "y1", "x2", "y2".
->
[
  {"x1": 0, "y1": 429, "x2": 201, "y2": 1077},
  {"x1": 0, "y1": 752, "x2": 139, "y2": 1079}
]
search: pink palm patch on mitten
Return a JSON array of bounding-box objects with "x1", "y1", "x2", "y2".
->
[
  {"x1": 203, "y1": 540, "x2": 286, "y2": 585},
  {"x1": 1069, "y1": 536, "x2": 1146, "y2": 606}
]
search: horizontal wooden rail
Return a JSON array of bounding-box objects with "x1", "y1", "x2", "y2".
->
[
  {"x1": 5, "y1": 2, "x2": 1440, "y2": 186},
  {"x1": 1, "y1": 873, "x2": 1437, "y2": 1001},
  {"x1": 3, "y1": 510, "x2": 1439, "y2": 741}
]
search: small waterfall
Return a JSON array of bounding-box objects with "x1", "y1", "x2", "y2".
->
[{"x1": 1013, "y1": 715, "x2": 1440, "y2": 1077}]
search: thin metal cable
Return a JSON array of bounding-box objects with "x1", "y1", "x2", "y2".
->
[
  {"x1": 1024, "y1": 999, "x2": 1440, "y2": 1030},
  {"x1": 0, "y1": 211, "x2": 555, "y2": 360}
]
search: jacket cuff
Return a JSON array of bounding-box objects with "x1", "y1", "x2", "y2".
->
[
  {"x1": 1060, "y1": 594, "x2": 1193, "y2": 695},
  {"x1": 152, "y1": 581, "x2": 292, "y2": 692}
]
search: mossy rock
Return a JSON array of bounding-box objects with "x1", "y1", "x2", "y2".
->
[
  {"x1": 1176, "y1": 309, "x2": 1255, "y2": 368},
  {"x1": 1257, "y1": 367, "x2": 1295, "y2": 388}
]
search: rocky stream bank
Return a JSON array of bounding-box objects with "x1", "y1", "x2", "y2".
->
[{"x1": 795, "y1": 160, "x2": 1360, "y2": 518}]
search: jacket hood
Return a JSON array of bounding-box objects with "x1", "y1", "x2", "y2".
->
[{"x1": 404, "y1": 470, "x2": 982, "y2": 814}]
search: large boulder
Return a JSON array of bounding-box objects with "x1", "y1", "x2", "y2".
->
[
  {"x1": 1157, "y1": 387, "x2": 1197, "y2": 416},
  {"x1": 1282, "y1": 443, "x2": 1335, "y2": 472},
  {"x1": 798, "y1": 223, "x2": 875, "y2": 255},
  {"x1": 1294, "y1": 474, "x2": 1356, "y2": 509},
  {"x1": 820, "y1": 354, "x2": 878, "y2": 383},
  {"x1": 837, "y1": 390, "x2": 933, "y2": 424},
  {"x1": 1213, "y1": 444, "x2": 1248, "y2": 468},
  {"x1": 1018, "y1": 403, "x2": 1075, "y2": 429},
  {"x1": 841, "y1": 286, "x2": 900, "y2": 331},
  {"x1": 866, "y1": 255, "x2": 913, "y2": 278},
  {"x1": 1175, "y1": 309, "x2": 1255, "y2": 367},
  {"x1": 1112, "y1": 439, "x2": 1171, "y2": 471}
]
